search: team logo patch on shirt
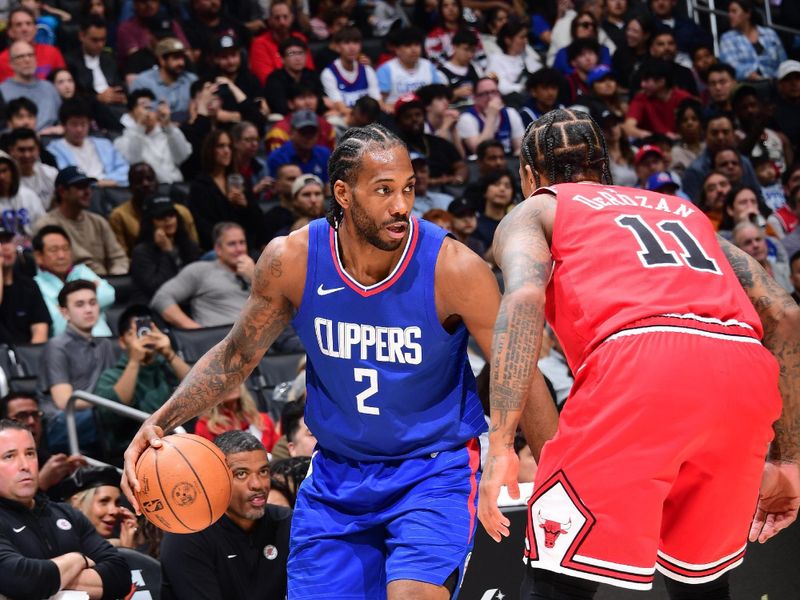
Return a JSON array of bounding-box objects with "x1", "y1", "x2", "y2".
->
[
  {"x1": 263, "y1": 545, "x2": 278, "y2": 560},
  {"x1": 56, "y1": 518, "x2": 72, "y2": 530}
]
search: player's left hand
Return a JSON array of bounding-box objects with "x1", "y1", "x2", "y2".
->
[
  {"x1": 749, "y1": 460, "x2": 800, "y2": 543},
  {"x1": 478, "y1": 448, "x2": 519, "y2": 543}
]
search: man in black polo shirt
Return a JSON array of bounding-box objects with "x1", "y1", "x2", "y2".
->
[
  {"x1": 0, "y1": 224, "x2": 50, "y2": 344},
  {"x1": 161, "y1": 430, "x2": 291, "y2": 600}
]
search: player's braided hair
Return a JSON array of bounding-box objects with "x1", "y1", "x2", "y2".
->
[
  {"x1": 520, "y1": 108, "x2": 613, "y2": 189},
  {"x1": 326, "y1": 124, "x2": 405, "y2": 228}
]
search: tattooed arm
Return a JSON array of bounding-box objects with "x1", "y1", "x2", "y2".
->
[
  {"x1": 718, "y1": 236, "x2": 800, "y2": 543},
  {"x1": 478, "y1": 193, "x2": 559, "y2": 542},
  {"x1": 121, "y1": 233, "x2": 307, "y2": 511}
]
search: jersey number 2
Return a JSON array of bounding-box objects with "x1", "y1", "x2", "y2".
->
[
  {"x1": 615, "y1": 215, "x2": 721, "y2": 274},
  {"x1": 354, "y1": 368, "x2": 380, "y2": 415}
]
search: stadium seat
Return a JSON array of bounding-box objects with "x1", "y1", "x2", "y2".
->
[
  {"x1": 117, "y1": 547, "x2": 162, "y2": 600},
  {"x1": 249, "y1": 353, "x2": 304, "y2": 418},
  {"x1": 171, "y1": 325, "x2": 232, "y2": 364},
  {"x1": 106, "y1": 274, "x2": 136, "y2": 307}
]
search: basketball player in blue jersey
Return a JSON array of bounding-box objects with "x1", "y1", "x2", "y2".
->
[{"x1": 121, "y1": 124, "x2": 554, "y2": 599}]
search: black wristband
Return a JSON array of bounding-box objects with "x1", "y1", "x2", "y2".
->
[{"x1": 82, "y1": 553, "x2": 89, "y2": 569}]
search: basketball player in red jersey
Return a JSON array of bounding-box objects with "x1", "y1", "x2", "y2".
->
[{"x1": 478, "y1": 108, "x2": 800, "y2": 599}]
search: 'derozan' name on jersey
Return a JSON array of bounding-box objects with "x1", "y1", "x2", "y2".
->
[{"x1": 314, "y1": 317, "x2": 423, "y2": 365}]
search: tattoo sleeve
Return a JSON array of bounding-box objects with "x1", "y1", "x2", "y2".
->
[
  {"x1": 155, "y1": 244, "x2": 294, "y2": 431},
  {"x1": 719, "y1": 236, "x2": 800, "y2": 461},
  {"x1": 489, "y1": 200, "x2": 557, "y2": 450}
]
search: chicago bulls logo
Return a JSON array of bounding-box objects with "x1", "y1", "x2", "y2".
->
[{"x1": 537, "y1": 510, "x2": 572, "y2": 548}]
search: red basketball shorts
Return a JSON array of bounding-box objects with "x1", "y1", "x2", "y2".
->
[{"x1": 524, "y1": 320, "x2": 782, "y2": 590}]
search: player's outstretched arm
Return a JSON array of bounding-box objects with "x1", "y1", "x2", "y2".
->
[
  {"x1": 478, "y1": 195, "x2": 558, "y2": 543},
  {"x1": 718, "y1": 236, "x2": 800, "y2": 542},
  {"x1": 122, "y1": 235, "x2": 302, "y2": 511}
]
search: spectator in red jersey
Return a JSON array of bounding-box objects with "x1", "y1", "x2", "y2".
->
[
  {"x1": 624, "y1": 58, "x2": 694, "y2": 140},
  {"x1": 195, "y1": 385, "x2": 279, "y2": 452},
  {"x1": 0, "y1": 7, "x2": 65, "y2": 82},
  {"x1": 249, "y1": 0, "x2": 314, "y2": 87}
]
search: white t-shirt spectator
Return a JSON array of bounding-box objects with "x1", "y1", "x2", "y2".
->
[
  {"x1": 456, "y1": 106, "x2": 525, "y2": 155},
  {"x1": 20, "y1": 162, "x2": 58, "y2": 211},
  {"x1": 321, "y1": 59, "x2": 381, "y2": 107},
  {"x1": 377, "y1": 57, "x2": 443, "y2": 105},
  {"x1": 485, "y1": 48, "x2": 542, "y2": 95}
]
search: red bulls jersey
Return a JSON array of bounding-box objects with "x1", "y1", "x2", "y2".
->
[{"x1": 543, "y1": 182, "x2": 762, "y2": 371}]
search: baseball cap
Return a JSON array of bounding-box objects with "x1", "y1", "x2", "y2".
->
[
  {"x1": 55, "y1": 166, "x2": 97, "y2": 187},
  {"x1": 777, "y1": 60, "x2": 800, "y2": 81},
  {"x1": 155, "y1": 37, "x2": 186, "y2": 58},
  {"x1": 291, "y1": 174, "x2": 324, "y2": 197},
  {"x1": 215, "y1": 32, "x2": 240, "y2": 53},
  {"x1": 142, "y1": 195, "x2": 177, "y2": 218},
  {"x1": 586, "y1": 65, "x2": 613, "y2": 86},
  {"x1": 409, "y1": 151, "x2": 427, "y2": 164},
  {"x1": 394, "y1": 92, "x2": 423, "y2": 116},
  {"x1": 0, "y1": 222, "x2": 13, "y2": 241},
  {"x1": 633, "y1": 144, "x2": 664, "y2": 166},
  {"x1": 592, "y1": 107, "x2": 623, "y2": 127},
  {"x1": 447, "y1": 197, "x2": 476, "y2": 218},
  {"x1": 50, "y1": 466, "x2": 121, "y2": 501},
  {"x1": 646, "y1": 171, "x2": 679, "y2": 192},
  {"x1": 291, "y1": 109, "x2": 319, "y2": 130}
]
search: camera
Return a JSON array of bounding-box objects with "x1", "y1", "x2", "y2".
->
[{"x1": 134, "y1": 316, "x2": 152, "y2": 338}]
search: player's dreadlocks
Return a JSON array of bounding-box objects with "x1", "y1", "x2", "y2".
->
[
  {"x1": 520, "y1": 108, "x2": 613, "y2": 188},
  {"x1": 326, "y1": 124, "x2": 405, "y2": 228}
]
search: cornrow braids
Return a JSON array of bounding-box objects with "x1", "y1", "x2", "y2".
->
[
  {"x1": 326, "y1": 124, "x2": 405, "y2": 229},
  {"x1": 520, "y1": 109, "x2": 613, "y2": 189}
]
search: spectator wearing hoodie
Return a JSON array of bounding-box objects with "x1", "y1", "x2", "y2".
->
[{"x1": 0, "y1": 150, "x2": 47, "y2": 246}]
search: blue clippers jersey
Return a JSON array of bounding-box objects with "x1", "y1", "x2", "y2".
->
[{"x1": 292, "y1": 217, "x2": 487, "y2": 461}]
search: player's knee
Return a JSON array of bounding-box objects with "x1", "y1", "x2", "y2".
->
[
  {"x1": 664, "y1": 574, "x2": 731, "y2": 600},
  {"x1": 520, "y1": 569, "x2": 599, "y2": 600}
]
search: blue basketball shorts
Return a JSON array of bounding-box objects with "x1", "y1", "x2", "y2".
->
[{"x1": 288, "y1": 439, "x2": 481, "y2": 600}]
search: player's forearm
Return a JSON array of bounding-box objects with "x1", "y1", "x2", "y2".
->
[
  {"x1": 519, "y1": 370, "x2": 559, "y2": 461},
  {"x1": 68, "y1": 568, "x2": 103, "y2": 600}
]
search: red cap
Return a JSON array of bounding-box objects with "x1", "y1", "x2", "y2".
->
[
  {"x1": 394, "y1": 92, "x2": 423, "y2": 116},
  {"x1": 634, "y1": 144, "x2": 664, "y2": 166}
]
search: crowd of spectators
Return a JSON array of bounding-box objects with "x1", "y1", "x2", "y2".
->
[{"x1": 1, "y1": 0, "x2": 800, "y2": 597}]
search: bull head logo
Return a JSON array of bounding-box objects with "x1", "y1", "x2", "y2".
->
[{"x1": 537, "y1": 510, "x2": 572, "y2": 548}]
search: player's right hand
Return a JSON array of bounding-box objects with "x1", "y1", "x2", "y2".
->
[
  {"x1": 478, "y1": 448, "x2": 519, "y2": 543},
  {"x1": 121, "y1": 423, "x2": 165, "y2": 514}
]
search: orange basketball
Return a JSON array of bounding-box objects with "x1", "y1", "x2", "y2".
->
[{"x1": 135, "y1": 433, "x2": 232, "y2": 534}]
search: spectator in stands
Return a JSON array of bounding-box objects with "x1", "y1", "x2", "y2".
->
[
  {"x1": 7, "y1": 128, "x2": 57, "y2": 211},
  {"x1": 346, "y1": 95, "x2": 382, "y2": 128},
  {"x1": 286, "y1": 174, "x2": 325, "y2": 232},
  {"x1": 67, "y1": 16, "x2": 126, "y2": 114},
  {"x1": 733, "y1": 220, "x2": 792, "y2": 291},
  {"x1": 129, "y1": 195, "x2": 201, "y2": 303},
  {"x1": 370, "y1": 0, "x2": 411, "y2": 37},
  {"x1": 719, "y1": 0, "x2": 786, "y2": 81},
  {"x1": 766, "y1": 171, "x2": 796, "y2": 238},
  {"x1": 263, "y1": 163, "x2": 302, "y2": 243},
  {"x1": 209, "y1": 32, "x2": 261, "y2": 100},
  {"x1": 265, "y1": 82, "x2": 336, "y2": 153},
  {"x1": 160, "y1": 430, "x2": 291, "y2": 600},
  {"x1": 0, "y1": 224, "x2": 49, "y2": 343},
  {"x1": 130, "y1": 37, "x2": 197, "y2": 124},
  {"x1": 320, "y1": 27, "x2": 381, "y2": 119},
  {"x1": 249, "y1": 0, "x2": 314, "y2": 86},
  {"x1": 563, "y1": 38, "x2": 602, "y2": 104},
  {"x1": 519, "y1": 68, "x2": 564, "y2": 127},
  {"x1": 264, "y1": 38, "x2": 325, "y2": 118},
  {"x1": 546, "y1": 0, "x2": 615, "y2": 67},
  {"x1": 394, "y1": 93, "x2": 467, "y2": 187},
  {"x1": 181, "y1": 0, "x2": 249, "y2": 72},
  {"x1": 191, "y1": 129, "x2": 266, "y2": 250},
  {"x1": 32, "y1": 225, "x2": 115, "y2": 337},
  {"x1": 47, "y1": 98, "x2": 130, "y2": 188},
  {"x1": 0, "y1": 150, "x2": 46, "y2": 243},
  {"x1": 705, "y1": 63, "x2": 736, "y2": 116},
  {"x1": 447, "y1": 197, "x2": 484, "y2": 256},
  {"x1": 623, "y1": 58, "x2": 694, "y2": 140},
  {"x1": 377, "y1": 27, "x2": 442, "y2": 108},
  {"x1": 712, "y1": 147, "x2": 745, "y2": 190},
  {"x1": 195, "y1": 385, "x2": 279, "y2": 451},
  {"x1": 781, "y1": 186, "x2": 800, "y2": 259},
  {"x1": 5, "y1": 97, "x2": 39, "y2": 133},
  {"x1": 266, "y1": 111, "x2": 331, "y2": 186},
  {"x1": 753, "y1": 155, "x2": 788, "y2": 219},
  {"x1": 584, "y1": 64, "x2": 626, "y2": 118},
  {"x1": 268, "y1": 456, "x2": 311, "y2": 508},
  {"x1": 790, "y1": 251, "x2": 800, "y2": 304},
  {"x1": 409, "y1": 153, "x2": 452, "y2": 218},
  {"x1": 611, "y1": 11, "x2": 654, "y2": 91},
  {"x1": 95, "y1": 306, "x2": 190, "y2": 457},
  {"x1": 463, "y1": 139, "x2": 506, "y2": 207},
  {"x1": 648, "y1": 0, "x2": 712, "y2": 54},
  {"x1": 0, "y1": 419, "x2": 131, "y2": 600},
  {"x1": 775, "y1": 61, "x2": 800, "y2": 160},
  {"x1": 151, "y1": 222, "x2": 254, "y2": 328},
  {"x1": 59, "y1": 466, "x2": 137, "y2": 548},
  {"x1": 0, "y1": 7, "x2": 66, "y2": 82},
  {"x1": 232, "y1": 121, "x2": 270, "y2": 199},
  {"x1": 457, "y1": 76, "x2": 524, "y2": 156},
  {"x1": 601, "y1": 0, "x2": 628, "y2": 50},
  {"x1": 474, "y1": 169, "x2": 514, "y2": 252},
  {"x1": 114, "y1": 89, "x2": 192, "y2": 185},
  {"x1": 628, "y1": 29, "x2": 698, "y2": 97},
  {"x1": 281, "y1": 398, "x2": 316, "y2": 458},
  {"x1": 33, "y1": 167, "x2": 129, "y2": 276},
  {"x1": 690, "y1": 43, "x2": 716, "y2": 99},
  {"x1": 632, "y1": 144, "x2": 666, "y2": 189},
  {"x1": 732, "y1": 84, "x2": 793, "y2": 178},
  {"x1": 0, "y1": 392, "x2": 85, "y2": 492},
  {"x1": 108, "y1": 162, "x2": 198, "y2": 257},
  {"x1": 552, "y1": 11, "x2": 611, "y2": 77},
  {"x1": 670, "y1": 99, "x2": 705, "y2": 179},
  {"x1": 596, "y1": 108, "x2": 637, "y2": 187},
  {"x1": 424, "y1": 0, "x2": 476, "y2": 67},
  {"x1": 421, "y1": 208, "x2": 453, "y2": 231},
  {"x1": 416, "y1": 84, "x2": 462, "y2": 154},
  {"x1": 0, "y1": 41, "x2": 62, "y2": 132},
  {"x1": 437, "y1": 28, "x2": 482, "y2": 103},
  {"x1": 116, "y1": 0, "x2": 190, "y2": 79},
  {"x1": 719, "y1": 184, "x2": 774, "y2": 238},
  {"x1": 698, "y1": 171, "x2": 732, "y2": 229},
  {"x1": 486, "y1": 21, "x2": 542, "y2": 98}
]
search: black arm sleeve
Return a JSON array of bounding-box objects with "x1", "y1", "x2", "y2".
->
[
  {"x1": 160, "y1": 532, "x2": 224, "y2": 600},
  {"x1": 71, "y1": 507, "x2": 132, "y2": 600},
  {"x1": 0, "y1": 536, "x2": 61, "y2": 600}
]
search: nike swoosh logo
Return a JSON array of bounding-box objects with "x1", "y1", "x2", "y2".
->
[
  {"x1": 227, "y1": 554, "x2": 237, "y2": 559},
  {"x1": 317, "y1": 284, "x2": 345, "y2": 296},
  {"x1": 13, "y1": 526, "x2": 25, "y2": 533}
]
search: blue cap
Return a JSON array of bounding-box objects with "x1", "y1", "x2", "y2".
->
[
  {"x1": 586, "y1": 64, "x2": 613, "y2": 86},
  {"x1": 646, "y1": 171, "x2": 679, "y2": 192},
  {"x1": 55, "y1": 166, "x2": 97, "y2": 188}
]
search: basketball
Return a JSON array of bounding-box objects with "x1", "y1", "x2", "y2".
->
[{"x1": 135, "y1": 433, "x2": 232, "y2": 534}]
